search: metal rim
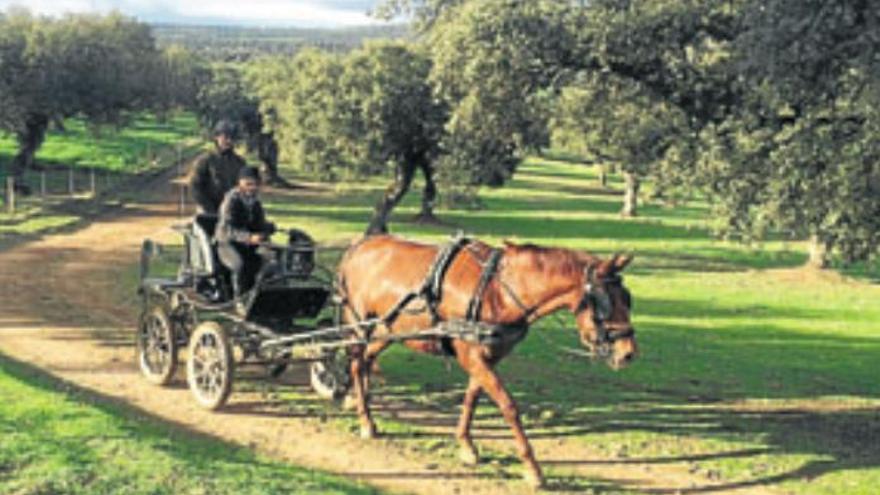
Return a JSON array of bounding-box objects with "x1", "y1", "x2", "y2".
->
[
  {"x1": 137, "y1": 307, "x2": 177, "y2": 385},
  {"x1": 187, "y1": 322, "x2": 233, "y2": 410}
]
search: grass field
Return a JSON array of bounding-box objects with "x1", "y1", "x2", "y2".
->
[
  {"x1": 254, "y1": 156, "x2": 880, "y2": 494},
  {"x1": 0, "y1": 354, "x2": 380, "y2": 495},
  {"x1": 0, "y1": 114, "x2": 200, "y2": 172},
  {"x1": 0, "y1": 113, "x2": 202, "y2": 244}
]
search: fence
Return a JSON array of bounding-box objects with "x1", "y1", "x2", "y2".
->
[{"x1": 2, "y1": 141, "x2": 198, "y2": 219}]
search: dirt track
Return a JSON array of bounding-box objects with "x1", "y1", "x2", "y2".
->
[{"x1": 0, "y1": 174, "x2": 779, "y2": 495}]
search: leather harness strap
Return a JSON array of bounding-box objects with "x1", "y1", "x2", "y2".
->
[
  {"x1": 381, "y1": 236, "x2": 509, "y2": 340},
  {"x1": 466, "y1": 248, "x2": 503, "y2": 322}
]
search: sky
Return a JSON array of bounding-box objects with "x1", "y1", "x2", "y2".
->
[{"x1": 0, "y1": 0, "x2": 384, "y2": 27}]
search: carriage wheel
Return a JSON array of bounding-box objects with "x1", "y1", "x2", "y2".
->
[
  {"x1": 136, "y1": 306, "x2": 178, "y2": 386},
  {"x1": 186, "y1": 321, "x2": 234, "y2": 410},
  {"x1": 310, "y1": 348, "x2": 351, "y2": 400}
]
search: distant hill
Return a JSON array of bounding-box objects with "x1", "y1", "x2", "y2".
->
[{"x1": 152, "y1": 23, "x2": 410, "y2": 62}]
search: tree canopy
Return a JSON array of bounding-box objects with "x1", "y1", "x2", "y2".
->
[{"x1": 0, "y1": 9, "x2": 203, "y2": 190}]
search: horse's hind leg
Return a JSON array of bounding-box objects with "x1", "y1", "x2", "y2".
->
[
  {"x1": 457, "y1": 346, "x2": 543, "y2": 488},
  {"x1": 455, "y1": 376, "x2": 482, "y2": 465}
]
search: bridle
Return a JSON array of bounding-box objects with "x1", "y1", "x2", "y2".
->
[
  {"x1": 576, "y1": 265, "x2": 635, "y2": 356},
  {"x1": 462, "y1": 245, "x2": 635, "y2": 358}
]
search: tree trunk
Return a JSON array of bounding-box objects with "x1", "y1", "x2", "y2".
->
[
  {"x1": 257, "y1": 133, "x2": 283, "y2": 185},
  {"x1": 10, "y1": 114, "x2": 49, "y2": 195},
  {"x1": 807, "y1": 234, "x2": 830, "y2": 269},
  {"x1": 413, "y1": 161, "x2": 440, "y2": 224},
  {"x1": 365, "y1": 162, "x2": 416, "y2": 236},
  {"x1": 621, "y1": 171, "x2": 640, "y2": 217},
  {"x1": 598, "y1": 165, "x2": 608, "y2": 188}
]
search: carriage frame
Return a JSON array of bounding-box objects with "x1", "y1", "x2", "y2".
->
[{"x1": 135, "y1": 215, "x2": 354, "y2": 410}]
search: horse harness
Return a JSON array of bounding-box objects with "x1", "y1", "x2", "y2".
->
[
  {"x1": 344, "y1": 235, "x2": 633, "y2": 354},
  {"x1": 380, "y1": 235, "x2": 529, "y2": 350}
]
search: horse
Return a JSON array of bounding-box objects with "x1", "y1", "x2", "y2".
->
[{"x1": 336, "y1": 235, "x2": 638, "y2": 488}]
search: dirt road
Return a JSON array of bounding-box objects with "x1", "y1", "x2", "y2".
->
[{"x1": 0, "y1": 174, "x2": 777, "y2": 495}]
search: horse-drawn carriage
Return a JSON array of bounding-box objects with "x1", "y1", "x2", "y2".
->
[
  {"x1": 136, "y1": 217, "x2": 638, "y2": 487},
  {"x1": 136, "y1": 214, "x2": 351, "y2": 409}
]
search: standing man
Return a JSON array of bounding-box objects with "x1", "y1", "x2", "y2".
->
[
  {"x1": 216, "y1": 166, "x2": 276, "y2": 310},
  {"x1": 189, "y1": 119, "x2": 246, "y2": 215}
]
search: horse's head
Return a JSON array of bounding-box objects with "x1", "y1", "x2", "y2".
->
[{"x1": 573, "y1": 254, "x2": 637, "y2": 370}]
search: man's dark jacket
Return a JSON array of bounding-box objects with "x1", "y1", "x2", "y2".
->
[
  {"x1": 189, "y1": 148, "x2": 246, "y2": 214},
  {"x1": 215, "y1": 189, "x2": 275, "y2": 244}
]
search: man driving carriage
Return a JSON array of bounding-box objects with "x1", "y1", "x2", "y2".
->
[{"x1": 216, "y1": 166, "x2": 276, "y2": 310}]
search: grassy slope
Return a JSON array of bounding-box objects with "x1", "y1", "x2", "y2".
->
[
  {"x1": 0, "y1": 113, "x2": 201, "y2": 241},
  {"x1": 0, "y1": 354, "x2": 380, "y2": 495},
  {"x1": 257, "y1": 157, "x2": 880, "y2": 494},
  {"x1": 0, "y1": 114, "x2": 199, "y2": 172}
]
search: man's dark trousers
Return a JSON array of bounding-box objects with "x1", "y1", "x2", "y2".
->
[{"x1": 218, "y1": 241, "x2": 262, "y2": 298}]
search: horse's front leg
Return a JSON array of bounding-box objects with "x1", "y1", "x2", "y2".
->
[
  {"x1": 350, "y1": 340, "x2": 390, "y2": 439},
  {"x1": 349, "y1": 348, "x2": 376, "y2": 439},
  {"x1": 458, "y1": 345, "x2": 543, "y2": 488},
  {"x1": 456, "y1": 376, "x2": 482, "y2": 465}
]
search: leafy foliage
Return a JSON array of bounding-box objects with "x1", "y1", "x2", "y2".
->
[{"x1": 0, "y1": 9, "x2": 204, "y2": 189}]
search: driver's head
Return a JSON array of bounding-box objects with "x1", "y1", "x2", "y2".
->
[
  {"x1": 238, "y1": 166, "x2": 261, "y2": 197},
  {"x1": 213, "y1": 119, "x2": 238, "y2": 152}
]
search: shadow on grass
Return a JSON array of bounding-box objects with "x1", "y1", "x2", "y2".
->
[
  {"x1": 0, "y1": 351, "x2": 379, "y2": 495},
  {"x1": 359, "y1": 290, "x2": 880, "y2": 493}
]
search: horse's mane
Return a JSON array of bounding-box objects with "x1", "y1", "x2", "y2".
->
[{"x1": 505, "y1": 242, "x2": 600, "y2": 277}]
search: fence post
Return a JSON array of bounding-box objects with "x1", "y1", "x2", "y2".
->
[
  {"x1": 179, "y1": 184, "x2": 187, "y2": 218},
  {"x1": 177, "y1": 143, "x2": 183, "y2": 176},
  {"x1": 90, "y1": 168, "x2": 96, "y2": 197},
  {"x1": 40, "y1": 171, "x2": 47, "y2": 197},
  {"x1": 68, "y1": 167, "x2": 75, "y2": 196},
  {"x1": 6, "y1": 177, "x2": 14, "y2": 215}
]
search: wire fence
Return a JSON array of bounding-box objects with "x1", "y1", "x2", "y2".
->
[{"x1": 1, "y1": 140, "x2": 200, "y2": 219}]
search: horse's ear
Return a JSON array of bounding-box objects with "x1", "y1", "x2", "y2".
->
[
  {"x1": 613, "y1": 253, "x2": 634, "y2": 271},
  {"x1": 503, "y1": 239, "x2": 516, "y2": 248}
]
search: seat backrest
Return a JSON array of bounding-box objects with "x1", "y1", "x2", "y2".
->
[{"x1": 188, "y1": 215, "x2": 219, "y2": 276}]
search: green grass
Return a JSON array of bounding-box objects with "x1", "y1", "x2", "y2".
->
[
  {"x1": 257, "y1": 156, "x2": 880, "y2": 494},
  {"x1": 0, "y1": 353, "x2": 380, "y2": 495},
  {"x1": 0, "y1": 113, "x2": 200, "y2": 172},
  {"x1": 0, "y1": 113, "x2": 202, "y2": 244}
]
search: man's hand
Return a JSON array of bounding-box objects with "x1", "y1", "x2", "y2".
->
[{"x1": 249, "y1": 233, "x2": 265, "y2": 245}]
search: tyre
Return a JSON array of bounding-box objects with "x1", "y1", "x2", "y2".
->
[
  {"x1": 136, "y1": 306, "x2": 178, "y2": 386},
  {"x1": 186, "y1": 321, "x2": 234, "y2": 410},
  {"x1": 310, "y1": 349, "x2": 351, "y2": 400}
]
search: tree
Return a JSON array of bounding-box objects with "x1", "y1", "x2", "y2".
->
[
  {"x1": 152, "y1": 44, "x2": 210, "y2": 117},
  {"x1": 196, "y1": 64, "x2": 286, "y2": 185},
  {"x1": 247, "y1": 50, "x2": 348, "y2": 181},
  {"x1": 552, "y1": 74, "x2": 694, "y2": 216},
  {"x1": 389, "y1": 0, "x2": 738, "y2": 213},
  {"x1": 701, "y1": 0, "x2": 880, "y2": 266},
  {"x1": 250, "y1": 42, "x2": 446, "y2": 234},
  {"x1": 426, "y1": 1, "x2": 579, "y2": 192},
  {"x1": 0, "y1": 9, "x2": 165, "y2": 192}
]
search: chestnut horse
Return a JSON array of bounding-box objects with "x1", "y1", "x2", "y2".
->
[{"x1": 337, "y1": 235, "x2": 637, "y2": 487}]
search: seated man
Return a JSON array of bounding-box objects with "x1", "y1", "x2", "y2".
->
[{"x1": 216, "y1": 166, "x2": 276, "y2": 310}]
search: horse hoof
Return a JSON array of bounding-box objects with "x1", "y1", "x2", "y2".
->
[
  {"x1": 360, "y1": 425, "x2": 377, "y2": 440},
  {"x1": 458, "y1": 445, "x2": 479, "y2": 465},
  {"x1": 342, "y1": 394, "x2": 358, "y2": 411},
  {"x1": 523, "y1": 470, "x2": 545, "y2": 490}
]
